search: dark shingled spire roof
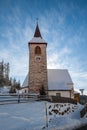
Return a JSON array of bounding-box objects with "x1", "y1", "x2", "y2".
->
[
  {"x1": 29, "y1": 21, "x2": 47, "y2": 43},
  {"x1": 34, "y1": 23, "x2": 42, "y2": 38}
]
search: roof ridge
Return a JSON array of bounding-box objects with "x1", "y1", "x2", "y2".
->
[{"x1": 47, "y1": 69, "x2": 68, "y2": 71}]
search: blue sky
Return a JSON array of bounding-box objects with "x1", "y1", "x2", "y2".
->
[{"x1": 0, "y1": 0, "x2": 87, "y2": 94}]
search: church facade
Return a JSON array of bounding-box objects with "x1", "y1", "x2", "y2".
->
[{"x1": 22, "y1": 23, "x2": 74, "y2": 99}]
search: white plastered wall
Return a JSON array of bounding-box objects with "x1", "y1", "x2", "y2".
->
[{"x1": 48, "y1": 90, "x2": 71, "y2": 98}]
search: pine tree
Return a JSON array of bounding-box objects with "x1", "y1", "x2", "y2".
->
[
  {"x1": 0, "y1": 61, "x2": 10, "y2": 87},
  {"x1": 0, "y1": 61, "x2": 4, "y2": 87}
]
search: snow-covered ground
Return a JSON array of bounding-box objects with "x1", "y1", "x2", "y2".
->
[
  {"x1": 0, "y1": 101, "x2": 87, "y2": 130},
  {"x1": 0, "y1": 86, "x2": 10, "y2": 94}
]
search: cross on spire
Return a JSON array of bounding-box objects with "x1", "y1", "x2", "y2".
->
[{"x1": 36, "y1": 18, "x2": 38, "y2": 24}]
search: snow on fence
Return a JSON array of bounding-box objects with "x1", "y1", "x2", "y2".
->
[
  {"x1": 80, "y1": 103, "x2": 87, "y2": 118},
  {"x1": 47, "y1": 102, "x2": 78, "y2": 116},
  {"x1": 44, "y1": 102, "x2": 78, "y2": 127}
]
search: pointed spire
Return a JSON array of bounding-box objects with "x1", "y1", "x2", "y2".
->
[{"x1": 34, "y1": 19, "x2": 42, "y2": 38}]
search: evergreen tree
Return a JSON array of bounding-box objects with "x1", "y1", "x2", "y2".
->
[
  {"x1": 9, "y1": 86, "x2": 16, "y2": 93},
  {"x1": 16, "y1": 80, "x2": 21, "y2": 90},
  {"x1": 9, "y1": 78, "x2": 21, "y2": 93},
  {"x1": 40, "y1": 85, "x2": 46, "y2": 95},
  {"x1": 0, "y1": 60, "x2": 10, "y2": 86},
  {"x1": 0, "y1": 61, "x2": 4, "y2": 87}
]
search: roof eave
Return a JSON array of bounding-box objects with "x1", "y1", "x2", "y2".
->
[
  {"x1": 29, "y1": 42, "x2": 47, "y2": 45},
  {"x1": 48, "y1": 89, "x2": 71, "y2": 91}
]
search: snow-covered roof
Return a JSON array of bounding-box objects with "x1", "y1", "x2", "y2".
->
[
  {"x1": 22, "y1": 69, "x2": 73, "y2": 91},
  {"x1": 48, "y1": 69, "x2": 73, "y2": 91},
  {"x1": 74, "y1": 91, "x2": 80, "y2": 94},
  {"x1": 48, "y1": 82, "x2": 71, "y2": 91},
  {"x1": 22, "y1": 74, "x2": 29, "y2": 88},
  {"x1": 29, "y1": 37, "x2": 46, "y2": 43}
]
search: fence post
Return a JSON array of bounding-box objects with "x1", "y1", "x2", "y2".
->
[
  {"x1": 45, "y1": 102, "x2": 48, "y2": 127},
  {"x1": 18, "y1": 94, "x2": 20, "y2": 103}
]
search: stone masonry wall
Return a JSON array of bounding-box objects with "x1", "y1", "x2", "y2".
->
[{"x1": 29, "y1": 43, "x2": 48, "y2": 94}]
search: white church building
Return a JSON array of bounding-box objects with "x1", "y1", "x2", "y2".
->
[{"x1": 21, "y1": 23, "x2": 74, "y2": 99}]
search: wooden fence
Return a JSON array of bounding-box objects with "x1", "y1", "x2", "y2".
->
[
  {"x1": 0, "y1": 94, "x2": 39, "y2": 105},
  {"x1": 51, "y1": 96, "x2": 77, "y2": 104},
  {"x1": 0, "y1": 94, "x2": 77, "y2": 105}
]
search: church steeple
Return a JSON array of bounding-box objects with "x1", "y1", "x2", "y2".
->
[
  {"x1": 29, "y1": 20, "x2": 46, "y2": 43},
  {"x1": 28, "y1": 21, "x2": 48, "y2": 95},
  {"x1": 34, "y1": 22, "x2": 42, "y2": 38}
]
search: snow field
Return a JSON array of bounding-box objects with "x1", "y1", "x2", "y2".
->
[{"x1": 0, "y1": 101, "x2": 87, "y2": 130}]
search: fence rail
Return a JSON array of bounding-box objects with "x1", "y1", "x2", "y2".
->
[
  {"x1": 51, "y1": 96, "x2": 77, "y2": 104},
  {"x1": 0, "y1": 94, "x2": 77, "y2": 105},
  {"x1": 0, "y1": 94, "x2": 39, "y2": 105}
]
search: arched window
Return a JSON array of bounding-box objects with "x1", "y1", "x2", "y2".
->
[{"x1": 35, "y1": 46, "x2": 41, "y2": 54}]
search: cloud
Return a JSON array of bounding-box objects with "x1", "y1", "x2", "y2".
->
[
  {"x1": 47, "y1": 46, "x2": 71, "y2": 68},
  {"x1": 69, "y1": 70, "x2": 87, "y2": 95}
]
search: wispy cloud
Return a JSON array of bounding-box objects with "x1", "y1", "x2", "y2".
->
[{"x1": 0, "y1": 6, "x2": 33, "y2": 83}]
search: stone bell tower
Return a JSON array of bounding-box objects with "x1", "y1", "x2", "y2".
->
[{"x1": 28, "y1": 22, "x2": 48, "y2": 94}]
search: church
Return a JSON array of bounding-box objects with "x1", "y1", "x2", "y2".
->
[{"x1": 22, "y1": 22, "x2": 74, "y2": 99}]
